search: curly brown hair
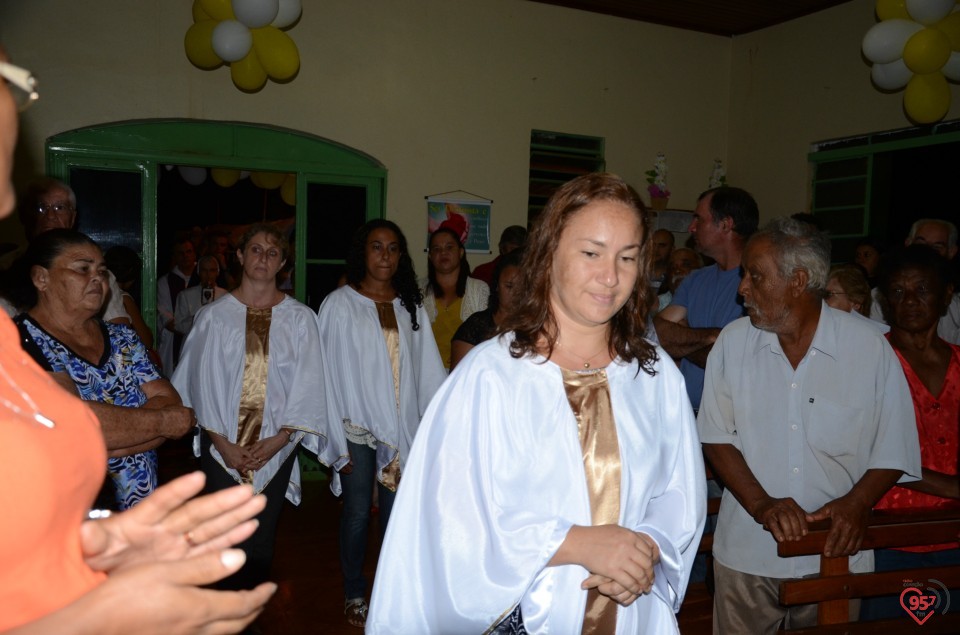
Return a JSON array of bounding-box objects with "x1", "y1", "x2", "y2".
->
[{"x1": 500, "y1": 173, "x2": 658, "y2": 375}]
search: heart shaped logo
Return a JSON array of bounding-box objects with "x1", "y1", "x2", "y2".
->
[{"x1": 900, "y1": 587, "x2": 936, "y2": 626}]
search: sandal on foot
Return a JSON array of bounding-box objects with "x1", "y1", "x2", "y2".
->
[{"x1": 345, "y1": 598, "x2": 368, "y2": 628}]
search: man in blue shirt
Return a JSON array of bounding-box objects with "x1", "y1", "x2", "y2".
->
[{"x1": 654, "y1": 186, "x2": 759, "y2": 410}]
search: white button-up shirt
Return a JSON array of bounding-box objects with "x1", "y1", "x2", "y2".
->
[{"x1": 698, "y1": 303, "x2": 921, "y2": 578}]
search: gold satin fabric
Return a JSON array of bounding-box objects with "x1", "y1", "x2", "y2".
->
[
  {"x1": 236, "y1": 307, "x2": 271, "y2": 484},
  {"x1": 562, "y1": 368, "x2": 621, "y2": 635},
  {"x1": 376, "y1": 301, "x2": 402, "y2": 490}
]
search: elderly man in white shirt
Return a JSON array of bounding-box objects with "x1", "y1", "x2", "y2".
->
[{"x1": 698, "y1": 217, "x2": 921, "y2": 634}]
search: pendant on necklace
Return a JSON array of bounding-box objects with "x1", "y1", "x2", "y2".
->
[
  {"x1": 583, "y1": 362, "x2": 590, "y2": 369},
  {"x1": 34, "y1": 413, "x2": 56, "y2": 428}
]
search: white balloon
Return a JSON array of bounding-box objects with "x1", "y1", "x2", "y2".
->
[
  {"x1": 905, "y1": 0, "x2": 955, "y2": 25},
  {"x1": 871, "y1": 59, "x2": 913, "y2": 90},
  {"x1": 232, "y1": 0, "x2": 279, "y2": 29},
  {"x1": 272, "y1": 0, "x2": 302, "y2": 28},
  {"x1": 862, "y1": 19, "x2": 924, "y2": 64},
  {"x1": 211, "y1": 20, "x2": 252, "y2": 63},
  {"x1": 943, "y1": 51, "x2": 960, "y2": 82},
  {"x1": 178, "y1": 166, "x2": 208, "y2": 186}
]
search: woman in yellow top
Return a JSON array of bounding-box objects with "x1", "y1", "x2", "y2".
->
[{"x1": 420, "y1": 225, "x2": 489, "y2": 369}]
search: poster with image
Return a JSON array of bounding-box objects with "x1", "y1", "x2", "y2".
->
[{"x1": 426, "y1": 196, "x2": 492, "y2": 254}]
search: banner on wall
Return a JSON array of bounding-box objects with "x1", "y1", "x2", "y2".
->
[{"x1": 425, "y1": 194, "x2": 492, "y2": 254}]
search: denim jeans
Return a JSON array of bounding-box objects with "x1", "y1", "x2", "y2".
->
[{"x1": 340, "y1": 440, "x2": 397, "y2": 600}]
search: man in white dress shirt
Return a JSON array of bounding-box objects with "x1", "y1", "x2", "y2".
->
[{"x1": 698, "y1": 217, "x2": 921, "y2": 633}]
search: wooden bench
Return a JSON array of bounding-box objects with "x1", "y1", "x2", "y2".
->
[{"x1": 777, "y1": 508, "x2": 960, "y2": 633}]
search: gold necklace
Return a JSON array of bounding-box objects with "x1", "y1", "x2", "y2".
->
[{"x1": 557, "y1": 340, "x2": 609, "y2": 369}]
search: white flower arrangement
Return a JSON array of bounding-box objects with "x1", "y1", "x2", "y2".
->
[
  {"x1": 709, "y1": 158, "x2": 727, "y2": 189},
  {"x1": 645, "y1": 152, "x2": 670, "y2": 198}
]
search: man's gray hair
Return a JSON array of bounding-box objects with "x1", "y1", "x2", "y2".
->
[
  {"x1": 752, "y1": 217, "x2": 831, "y2": 291},
  {"x1": 908, "y1": 218, "x2": 958, "y2": 249},
  {"x1": 198, "y1": 254, "x2": 220, "y2": 271}
]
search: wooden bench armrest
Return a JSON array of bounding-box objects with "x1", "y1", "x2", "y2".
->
[
  {"x1": 778, "y1": 516, "x2": 960, "y2": 558},
  {"x1": 780, "y1": 565, "x2": 960, "y2": 605},
  {"x1": 786, "y1": 612, "x2": 960, "y2": 634}
]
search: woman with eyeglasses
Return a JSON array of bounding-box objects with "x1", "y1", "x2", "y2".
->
[
  {"x1": 421, "y1": 224, "x2": 489, "y2": 369},
  {"x1": 824, "y1": 263, "x2": 873, "y2": 317},
  {"x1": 317, "y1": 219, "x2": 445, "y2": 628},
  {"x1": 0, "y1": 49, "x2": 274, "y2": 634}
]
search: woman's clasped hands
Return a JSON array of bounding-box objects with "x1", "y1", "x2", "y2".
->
[{"x1": 553, "y1": 524, "x2": 661, "y2": 607}]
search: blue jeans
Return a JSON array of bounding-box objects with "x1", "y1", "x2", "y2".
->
[{"x1": 340, "y1": 441, "x2": 397, "y2": 600}]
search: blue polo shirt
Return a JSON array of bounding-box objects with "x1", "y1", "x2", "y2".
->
[{"x1": 670, "y1": 263, "x2": 745, "y2": 409}]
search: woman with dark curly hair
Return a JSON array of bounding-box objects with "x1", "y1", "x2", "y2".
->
[
  {"x1": 317, "y1": 218, "x2": 445, "y2": 628},
  {"x1": 369, "y1": 173, "x2": 705, "y2": 634},
  {"x1": 421, "y1": 225, "x2": 489, "y2": 369}
]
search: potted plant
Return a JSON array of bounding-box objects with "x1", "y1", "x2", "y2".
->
[{"x1": 646, "y1": 152, "x2": 670, "y2": 210}]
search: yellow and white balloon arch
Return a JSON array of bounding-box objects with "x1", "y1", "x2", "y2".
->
[
  {"x1": 863, "y1": 0, "x2": 960, "y2": 124},
  {"x1": 184, "y1": 0, "x2": 302, "y2": 92}
]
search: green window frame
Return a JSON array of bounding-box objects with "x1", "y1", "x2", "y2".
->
[
  {"x1": 528, "y1": 129, "x2": 605, "y2": 223},
  {"x1": 809, "y1": 121, "x2": 960, "y2": 260}
]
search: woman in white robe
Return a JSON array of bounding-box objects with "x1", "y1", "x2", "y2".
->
[
  {"x1": 316, "y1": 219, "x2": 446, "y2": 628},
  {"x1": 173, "y1": 223, "x2": 347, "y2": 591},
  {"x1": 369, "y1": 173, "x2": 706, "y2": 634}
]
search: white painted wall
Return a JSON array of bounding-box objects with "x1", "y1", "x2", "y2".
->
[{"x1": 1, "y1": 0, "x2": 957, "y2": 270}]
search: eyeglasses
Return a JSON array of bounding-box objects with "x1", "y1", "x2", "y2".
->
[
  {"x1": 0, "y1": 61, "x2": 38, "y2": 112},
  {"x1": 823, "y1": 291, "x2": 847, "y2": 298},
  {"x1": 37, "y1": 202, "x2": 75, "y2": 216}
]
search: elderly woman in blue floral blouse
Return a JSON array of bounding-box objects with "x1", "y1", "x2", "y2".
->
[{"x1": 14, "y1": 228, "x2": 194, "y2": 509}]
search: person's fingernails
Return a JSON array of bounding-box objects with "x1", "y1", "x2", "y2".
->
[{"x1": 221, "y1": 549, "x2": 247, "y2": 569}]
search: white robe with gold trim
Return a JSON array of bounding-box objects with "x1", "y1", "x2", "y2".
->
[{"x1": 368, "y1": 335, "x2": 706, "y2": 634}]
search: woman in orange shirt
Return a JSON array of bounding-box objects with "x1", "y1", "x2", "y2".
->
[{"x1": 0, "y1": 47, "x2": 274, "y2": 635}]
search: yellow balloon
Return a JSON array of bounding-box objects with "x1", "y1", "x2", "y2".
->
[
  {"x1": 185, "y1": 21, "x2": 222, "y2": 69},
  {"x1": 192, "y1": 0, "x2": 211, "y2": 22},
  {"x1": 199, "y1": 0, "x2": 234, "y2": 21},
  {"x1": 876, "y1": 0, "x2": 910, "y2": 21},
  {"x1": 252, "y1": 27, "x2": 300, "y2": 81},
  {"x1": 231, "y1": 51, "x2": 267, "y2": 91},
  {"x1": 904, "y1": 72, "x2": 951, "y2": 123},
  {"x1": 211, "y1": 168, "x2": 241, "y2": 187},
  {"x1": 903, "y1": 27, "x2": 951, "y2": 73},
  {"x1": 935, "y1": 12, "x2": 960, "y2": 50},
  {"x1": 251, "y1": 171, "x2": 286, "y2": 190},
  {"x1": 281, "y1": 174, "x2": 297, "y2": 206}
]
